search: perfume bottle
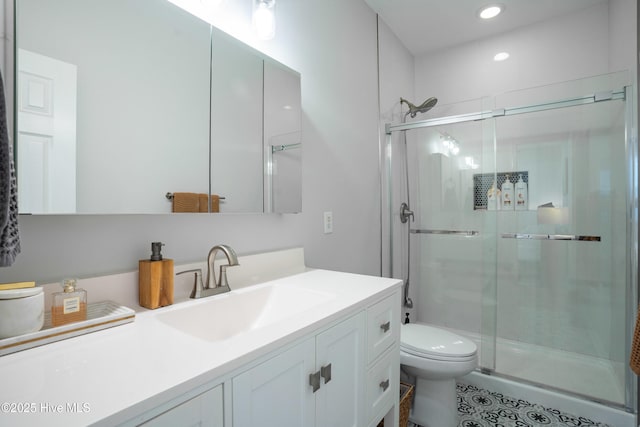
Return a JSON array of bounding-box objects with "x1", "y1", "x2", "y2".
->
[{"x1": 52, "y1": 278, "x2": 87, "y2": 326}]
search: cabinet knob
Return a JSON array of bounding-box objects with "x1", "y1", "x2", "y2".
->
[
  {"x1": 321, "y1": 363, "x2": 332, "y2": 384},
  {"x1": 379, "y1": 379, "x2": 390, "y2": 392},
  {"x1": 380, "y1": 321, "x2": 391, "y2": 333}
]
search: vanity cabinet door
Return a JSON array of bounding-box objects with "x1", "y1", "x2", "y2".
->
[
  {"x1": 232, "y1": 313, "x2": 366, "y2": 427},
  {"x1": 139, "y1": 384, "x2": 223, "y2": 427},
  {"x1": 315, "y1": 312, "x2": 365, "y2": 427},
  {"x1": 232, "y1": 337, "x2": 316, "y2": 427}
]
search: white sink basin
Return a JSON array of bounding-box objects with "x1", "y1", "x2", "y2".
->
[{"x1": 157, "y1": 284, "x2": 335, "y2": 342}]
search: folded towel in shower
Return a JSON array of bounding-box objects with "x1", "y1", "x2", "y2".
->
[{"x1": 0, "y1": 69, "x2": 20, "y2": 267}]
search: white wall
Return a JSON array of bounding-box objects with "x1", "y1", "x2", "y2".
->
[{"x1": 1, "y1": 0, "x2": 383, "y2": 283}]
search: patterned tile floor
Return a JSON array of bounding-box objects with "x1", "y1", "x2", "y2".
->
[{"x1": 454, "y1": 383, "x2": 612, "y2": 427}]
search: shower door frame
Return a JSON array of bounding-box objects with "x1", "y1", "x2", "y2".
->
[{"x1": 384, "y1": 84, "x2": 638, "y2": 412}]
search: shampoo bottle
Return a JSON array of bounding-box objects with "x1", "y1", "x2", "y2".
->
[
  {"x1": 515, "y1": 174, "x2": 528, "y2": 211},
  {"x1": 501, "y1": 175, "x2": 514, "y2": 210},
  {"x1": 52, "y1": 278, "x2": 87, "y2": 326},
  {"x1": 139, "y1": 242, "x2": 174, "y2": 309}
]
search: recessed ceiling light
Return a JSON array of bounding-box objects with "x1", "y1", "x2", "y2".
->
[
  {"x1": 478, "y1": 4, "x2": 504, "y2": 20},
  {"x1": 494, "y1": 52, "x2": 510, "y2": 61}
]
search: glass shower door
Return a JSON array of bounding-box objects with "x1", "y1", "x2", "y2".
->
[
  {"x1": 492, "y1": 85, "x2": 630, "y2": 406},
  {"x1": 406, "y1": 110, "x2": 499, "y2": 373}
]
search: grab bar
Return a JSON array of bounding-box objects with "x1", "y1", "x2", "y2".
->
[
  {"x1": 501, "y1": 233, "x2": 601, "y2": 242},
  {"x1": 411, "y1": 229, "x2": 479, "y2": 236}
]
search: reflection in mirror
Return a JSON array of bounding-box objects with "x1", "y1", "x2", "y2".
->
[
  {"x1": 16, "y1": 0, "x2": 302, "y2": 214},
  {"x1": 16, "y1": 0, "x2": 210, "y2": 214},
  {"x1": 209, "y1": 26, "x2": 301, "y2": 214},
  {"x1": 263, "y1": 61, "x2": 302, "y2": 213},
  {"x1": 210, "y1": 27, "x2": 264, "y2": 213}
]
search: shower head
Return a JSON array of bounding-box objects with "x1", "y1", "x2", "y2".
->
[{"x1": 400, "y1": 97, "x2": 438, "y2": 118}]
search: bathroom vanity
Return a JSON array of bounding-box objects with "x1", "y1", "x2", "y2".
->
[{"x1": 0, "y1": 269, "x2": 401, "y2": 427}]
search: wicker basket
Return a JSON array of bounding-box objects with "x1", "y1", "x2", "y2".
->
[
  {"x1": 377, "y1": 381, "x2": 414, "y2": 427},
  {"x1": 630, "y1": 306, "x2": 640, "y2": 375}
]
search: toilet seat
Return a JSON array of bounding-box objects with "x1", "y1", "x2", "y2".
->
[{"x1": 401, "y1": 323, "x2": 477, "y2": 361}]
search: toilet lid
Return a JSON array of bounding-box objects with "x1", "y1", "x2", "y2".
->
[{"x1": 401, "y1": 323, "x2": 476, "y2": 358}]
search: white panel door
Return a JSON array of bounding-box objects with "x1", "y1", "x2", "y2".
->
[
  {"x1": 232, "y1": 337, "x2": 316, "y2": 427},
  {"x1": 315, "y1": 312, "x2": 365, "y2": 427},
  {"x1": 17, "y1": 49, "x2": 77, "y2": 213}
]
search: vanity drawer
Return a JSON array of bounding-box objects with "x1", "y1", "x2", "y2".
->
[
  {"x1": 366, "y1": 347, "x2": 399, "y2": 424},
  {"x1": 366, "y1": 295, "x2": 399, "y2": 364}
]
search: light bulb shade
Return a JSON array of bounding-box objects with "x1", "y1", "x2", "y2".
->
[{"x1": 253, "y1": 0, "x2": 275, "y2": 40}]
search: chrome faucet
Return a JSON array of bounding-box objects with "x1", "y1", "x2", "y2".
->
[{"x1": 177, "y1": 244, "x2": 240, "y2": 299}]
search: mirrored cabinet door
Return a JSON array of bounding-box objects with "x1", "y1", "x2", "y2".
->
[
  {"x1": 264, "y1": 61, "x2": 302, "y2": 213},
  {"x1": 16, "y1": 0, "x2": 211, "y2": 214},
  {"x1": 210, "y1": 28, "x2": 264, "y2": 213},
  {"x1": 15, "y1": 0, "x2": 301, "y2": 214}
]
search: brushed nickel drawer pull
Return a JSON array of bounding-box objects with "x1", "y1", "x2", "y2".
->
[
  {"x1": 309, "y1": 371, "x2": 321, "y2": 393},
  {"x1": 321, "y1": 363, "x2": 332, "y2": 384},
  {"x1": 380, "y1": 321, "x2": 391, "y2": 333},
  {"x1": 380, "y1": 379, "x2": 390, "y2": 391}
]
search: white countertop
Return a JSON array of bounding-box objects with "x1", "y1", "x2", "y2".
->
[{"x1": 0, "y1": 269, "x2": 401, "y2": 427}]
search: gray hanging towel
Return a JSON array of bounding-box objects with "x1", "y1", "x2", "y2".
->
[{"x1": 0, "y1": 69, "x2": 20, "y2": 267}]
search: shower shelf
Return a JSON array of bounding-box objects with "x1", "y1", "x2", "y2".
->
[
  {"x1": 473, "y1": 171, "x2": 529, "y2": 210},
  {"x1": 411, "y1": 229, "x2": 479, "y2": 237},
  {"x1": 501, "y1": 233, "x2": 601, "y2": 242}
]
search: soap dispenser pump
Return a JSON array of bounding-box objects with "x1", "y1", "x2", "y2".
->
[{"x1": 139, "y1": 242, "x2": 174, "y2": 309}]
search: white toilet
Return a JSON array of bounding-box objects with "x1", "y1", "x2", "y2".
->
[{"x1": 400, "y1": 323, "x2": 478, "y2": 427}]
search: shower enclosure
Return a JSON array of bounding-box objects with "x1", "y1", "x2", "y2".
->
[{"x1": 384, "y1": 72, "x2": 638, "y2": 414}]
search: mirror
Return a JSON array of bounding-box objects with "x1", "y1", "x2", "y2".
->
[{"x1": 15, "y1": 0, "x2": 301, "y2": 214}]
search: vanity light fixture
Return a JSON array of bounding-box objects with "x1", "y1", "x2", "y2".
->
[
  {"x1": 253, "y1": 0, "x2": 276, "y2": 40},
  {"x1": 494, "y1": 52, "x2": 510, "y2": 61},
  {"x1": 478, "y1": 4, "x2": 504, "y2": 20}
]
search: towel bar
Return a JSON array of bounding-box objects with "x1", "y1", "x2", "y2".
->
[{"x1": 165, "y1": 193, "x2": 225, "y2": 201}]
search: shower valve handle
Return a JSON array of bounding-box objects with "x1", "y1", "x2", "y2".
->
[{"x1": 400, "y1": 202, "x2": 414, "y2": 223}]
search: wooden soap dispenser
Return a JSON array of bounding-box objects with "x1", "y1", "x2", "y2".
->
[{"x1": 139, "y1": 242, "x2": 174, "y2": 309}]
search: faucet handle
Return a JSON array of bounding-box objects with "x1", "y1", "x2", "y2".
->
[
  {"x1": 177, "y1": 268, "x2": 204, "y2": 299},
  {"x1": 217, "y1": 263, "x2": 238, "y2": 288}
]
